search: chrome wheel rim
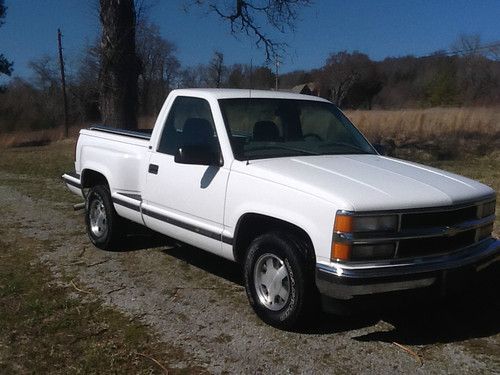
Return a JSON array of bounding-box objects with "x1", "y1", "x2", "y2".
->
[
  {"x1": 254, "y1": 253, "x2": 290, "y2": 311},
  {"x1": 89, "y1": 197, "x2": 108, "y2": 238}
]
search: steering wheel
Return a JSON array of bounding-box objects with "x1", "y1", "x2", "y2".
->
[{"x1": 303, "y1": 133, "x2": 323, "y2": 142}]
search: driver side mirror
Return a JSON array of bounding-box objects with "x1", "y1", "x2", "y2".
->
[{"x1": 174, "y1": 144, "x2": 221, "y2": 166}]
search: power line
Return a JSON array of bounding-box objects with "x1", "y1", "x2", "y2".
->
[{"x1": 414, "y1": 40, "x2": 500, "y2": 60}]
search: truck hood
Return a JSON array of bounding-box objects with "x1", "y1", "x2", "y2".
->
[{"x1": 241, "y1": 155, "x2": 494, "y2": 211}]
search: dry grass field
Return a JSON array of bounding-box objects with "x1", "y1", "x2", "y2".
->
[
  {"x1": 345, "y1": 107, "x2": 500, "y2": 160},
  {"x1": 1, "y1": 107, "x2": 499, "y2": 158},
  {"x1": 0, "y1": 126, "x2": 82, "y2": 148}
]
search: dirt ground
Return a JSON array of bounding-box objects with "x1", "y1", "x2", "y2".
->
[{"x1": 0, "y1": 164, "x2": 499, "y2": 374}]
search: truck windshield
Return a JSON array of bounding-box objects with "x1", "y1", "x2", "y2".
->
[{"x1": 218, "y1": 98, "x2": 376, "y2": 161}]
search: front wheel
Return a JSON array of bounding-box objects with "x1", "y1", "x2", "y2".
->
[
  {"x1": 85, "y1": 185, "x2": 125, "y2": 250},
  {"x1": 244, "y1": 232, "x2": 316, "y2": 329}
]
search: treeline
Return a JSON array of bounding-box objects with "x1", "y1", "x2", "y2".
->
[{"x1": 0, "y1": 27, "x2": 499, "y2": 133}]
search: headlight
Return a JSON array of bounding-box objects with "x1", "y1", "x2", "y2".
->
[
  {"x1": 332, "y1": 212, "x2": 399, "y2": 261},
  {"x1": 331, "y1": 242, "x2": 396, "y2": 262},
  {"x1": 334, "y1": 213, "x2": 398, "y2": 233},
  {"x1": 478, "y1": 201, "x2": 496, "y2": 218}
]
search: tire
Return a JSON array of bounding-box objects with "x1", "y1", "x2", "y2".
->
[
  {"x1": 244, "y1": 232, "x2": 316, "y2": 329},
  {"x1": 85, "y1": 184, "x2": 125, "y2": 250}
]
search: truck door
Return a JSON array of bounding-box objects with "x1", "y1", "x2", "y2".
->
[{"x1": 142, "y1": 96, "x2": 230, "y2": 258}]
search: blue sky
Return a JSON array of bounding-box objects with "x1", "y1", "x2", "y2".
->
[{"x1": 1, "y1": 0, "x2": 499, "y2": 82}]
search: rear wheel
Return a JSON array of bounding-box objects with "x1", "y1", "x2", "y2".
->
[
  {"x1": 244, "y1": 232, "x2": 316, "y2": 329},
  {"x1": 85, "y1": 185, "x2": 125, "y2": 250}
]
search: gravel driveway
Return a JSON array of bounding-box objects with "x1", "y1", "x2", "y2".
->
[{"x1": 1, "y1": 172, "x2": 499, "y2": 374}]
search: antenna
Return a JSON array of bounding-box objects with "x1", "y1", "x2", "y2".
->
[
  {"x1": 275, "y1": 54, "x2": 280, "y2": 91},
  {"x1": 249, "y1": 57, "x2": 253, "y2": 98}
]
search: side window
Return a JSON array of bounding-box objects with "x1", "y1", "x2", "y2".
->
[{"x1": 157, "y1": 96, "x2": 218, "y2": 155}]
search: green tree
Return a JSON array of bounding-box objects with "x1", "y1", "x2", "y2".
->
[
  {"x1": 423, "y1": 56, "x2": 459, "y2": 106},
  {"x1": 425, "y1": 70, "x2": 458, "y2": 106}
]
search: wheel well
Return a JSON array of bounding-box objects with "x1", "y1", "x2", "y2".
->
[
  {"x1": 232, "y1": 213, "x2": 316, "y2": 265},
  {"x1": 81, "y1": 169, "x2": 109, "y2": 189}
]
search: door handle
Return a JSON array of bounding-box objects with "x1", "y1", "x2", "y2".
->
[{"x1": 148, "y1": 164, "x2": 159, "y2": 174}]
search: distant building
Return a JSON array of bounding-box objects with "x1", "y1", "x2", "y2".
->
[{"x1": 290, "y1": 82, "x2": 322, "y2": 97}]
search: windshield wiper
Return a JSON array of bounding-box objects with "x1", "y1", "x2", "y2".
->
[
  {"x1": 318, "y1": 141, "x2": 371, "y2": 154},
  {"x1": 246, "y1": 145, "x2": 318, "y2": 156}
]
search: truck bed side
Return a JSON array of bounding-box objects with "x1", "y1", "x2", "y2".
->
[{"x1": 75, "y1": 127, "x2": 151, "y2": 224}]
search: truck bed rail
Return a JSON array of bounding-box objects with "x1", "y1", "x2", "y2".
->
[{"x1": 89, "y1": 125, "x2": 152, "y2": 140}]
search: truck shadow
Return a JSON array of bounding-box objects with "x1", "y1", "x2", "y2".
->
[
  {"x1": 161, "y1": 244, "x2": 244, "y2": 286},
  {"x1": 118, "y1": 227, "x2": 244, "y2": 285},
  {"x1": 350, "y1": 267, "x2": 500, "y2": 345},
  {"x1": 118, "y1": 230, "x2": 500, "y2": 345}
]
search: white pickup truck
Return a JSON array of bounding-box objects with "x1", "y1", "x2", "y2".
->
[{"x1": 63, "y1": 89, "x2": 499, "y2": 328}]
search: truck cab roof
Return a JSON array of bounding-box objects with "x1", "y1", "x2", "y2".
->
[{"x1": 169, "y1": 88, "x2": 331, "y2": 102}]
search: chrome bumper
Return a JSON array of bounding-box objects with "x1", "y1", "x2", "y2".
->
[
  {"x1": 62, "y1": 172, "x2": 83, "y2": 198},
  {"x1": 316, "y1": 237, "x2": 500, "y2": 300}
]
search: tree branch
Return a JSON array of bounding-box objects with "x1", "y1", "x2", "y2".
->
[{"x1": 203, "y1": 0, "x2": 310, "y2": 61}]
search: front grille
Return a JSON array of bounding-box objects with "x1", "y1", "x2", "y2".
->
[
  {"x1": 395, "y1": 201, "x2": 494, "y2": 259},
  {"x1": 334, "y1": 198, "x2": 495, "y2": 263},
  {"x1": 401, "y1": 205, "x2": 478, "y2": 230},
  {"x1": 397, "y1": 229, "x2": 477, "y2": 258}
]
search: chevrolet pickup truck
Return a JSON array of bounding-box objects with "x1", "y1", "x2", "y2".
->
[{"x1": 63, "y1": 89, "x2": 499, "y2": 328}]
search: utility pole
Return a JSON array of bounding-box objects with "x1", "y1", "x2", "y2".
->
[{"x1": 57, "y1": 28, "x2": 69, "y2": 138}]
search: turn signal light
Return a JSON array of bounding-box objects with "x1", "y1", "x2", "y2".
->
[
  {"x1": 334, "y1": 214, "x2": 353, "y2": 232},
  {"x1": 331, "y1": 242, "x2": 351, "y2": 261}
]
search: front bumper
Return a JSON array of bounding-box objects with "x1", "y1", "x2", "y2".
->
[{"x1": 316, "y1": 237, "x2": 500, "y2": 300}]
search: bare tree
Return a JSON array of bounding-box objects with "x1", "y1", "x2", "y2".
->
[
  {"x1": 451, "y1": 35, "x2": 497, "y2": 103},
  {"x1": 451, "y1": 34, "x2": 482, "y2": 56},
  {"x1": 180, "y1": 65, "x2": 207, "y2": 88},
  {"x1": 207, "y1": 51, "x2": 225, "y2": 88},
  {"x1": 96, "y1": 0, "x2": 309, "y2": 129},
  {"x1": 137, "y1": 21, "x2": 180, "y2": 115},
  {"x1": 321, "y1": 52, "x2": 371, "y2": 107},
  {"x1": 0, "y1": 0, "x2": 13, "y2": 77},
  {"x1": 99, "y1": 0, "x2": 140, "y2": 129},
  {"x1": 28, "y1": 56, "x2": 59, "y2": 91},
  {"x1": 73, "y1": 44, "x2": 101, "y2": 122},
  {"x1": 227, "y1": 64, "x2": 248, "y2": 88},
  {"x1": 486, "y1": 42, "x2": 500, "y2": 61},
  {"x1": 26, "y1": 56, "x2": 63, "y2": 127},
  {"x1": 199, "y1": 0, "x2": 311, "y2": 61}
]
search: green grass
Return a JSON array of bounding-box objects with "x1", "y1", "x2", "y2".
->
[
  {"x1": 428, "y1": 153, "x2": 500, "y2": 191},
  {"x1": 0, "y1": 140, "x2": 75, "y2": 178},
  {"x1": 0, "y1": 140, "x2": 80, "y2": 204},
  {"x1": 427, "y1": 152, "x2": 500, "y2": 234},
  {"x1": 0, "y1": 224, "x2": 205, "y2": 374}
]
